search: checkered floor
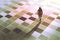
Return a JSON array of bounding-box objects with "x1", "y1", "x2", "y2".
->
[
  {"x1": 0, "y1": 0, "x2": 60, "y2": 40},
  {"x1": 0, "y1": 9, "x2": 40, "y2": 33}
]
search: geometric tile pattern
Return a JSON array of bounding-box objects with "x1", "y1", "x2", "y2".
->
[
  {"x1": 0, "y1": 2, "x2": 41, "y2": 35},
  {"x1": 0, "y1": 9, "x2": 40, "y2": 33},
  {"x1": 0, "y1": 0, "x2": 60, "y2": 40}
]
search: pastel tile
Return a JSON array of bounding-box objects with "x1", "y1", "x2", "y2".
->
[
  {"x1": 49, "y1": 25, "x2": 58, "y2": 30},
  {"x1": 25, "y1": 19, "x2": 34, "y2": 24},
  {"x1": 23, "y1": 14, "x2": 30, "y2": 18},
  {"x1": 32, "y1": 31, "x2": 41, "y2": 38},
  {"x1": 42, "y1": 22, "x2": 49, "y2": 26},
  {"x1": 39, "y1": 35, "x2": 48, "y2": 40},
  {"x1": 51, "y1": 21, "x2": 60, "y2": 27},
  {"x1": 32, "y1": 14, "x2": 39, "y2": 19},
  {"x1": 9, "y1": 11, "x2": 16, "y2": 16},
  {"x1": 49, "y1": 13, "x2": 57, "y2": 18},
  {"x1": 44, "y1": 27, "x2": 56, "y2": 34},
  {"x1": 15, "y1": 19, "x2": 24, "y2": 24},
  {"x1": 0, "y1": 12, "x2": 7, "y2": 16},
  {"x1": 1, "y1": 17, "x2": 8, "y2": 22}
]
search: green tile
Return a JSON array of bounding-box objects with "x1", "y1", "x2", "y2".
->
[
  {"x1": 24, "y1": 28, "x2": 31, "y2": 33},
  {"x1": 17, "y1": 25, "x2": 27, "y2": 32},
  {"x1": 39, "y1": 35, "x2": 48, "y2": 40},
  {"x1": 48, "y1": 35, "x2": 60, "y2": 40},
  {"x1": 2, "y1": 28, "x2": 10, "y2": 33},
  {"x1": 6, "y1": 25, "x2": 16, "y2": 30},
  {"x1": 56, "y1": 28, "x2": 60, "y2": 32},
  {"x1": 36, "y1": 28, "x2": 43, "y2": 33},
  {"x1": 22, "y1": 22, "x2": 29, "y2": 26},
  {"x1": 0, "y1": 19, "x2": 4, "y2": 24},
  {"x1": 24, "y1": 36, "x2": 36, "y2": 40},
  {"x1": 11, "y1": 22, "x2": 19, "y2": 26},
  {"x1": 10, "y1": 17, "x2": 17, "y2": 21},
  {"x1": 1, "y1": 20, "x2": 13, "y2": 27},
  {"x1": 0, "y1": 25, "x2": 4, "y2": 30},
  {"x1": 6, "y1": 23, "x2": 19, "y2": 30},
  {"x1": 54, "y1": 31, "x2": 60, "y2": 37},
  {"x1": 1, "y1": 17, "x2": 8, "y2": 22}
]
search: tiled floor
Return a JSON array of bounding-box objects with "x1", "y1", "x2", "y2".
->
[{"x1": 0, "y1": 0, "x2": 60, "y2": 40}]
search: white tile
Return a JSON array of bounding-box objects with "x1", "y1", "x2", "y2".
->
[
  {"x1": 32, "y1": 31, "x2": 41, "y2": 38},
  {"x1": 44, "y1": 27, "x2": 56, "y2": 34},
  {"x1": 0, "y1": 4, "x2": 6, "y2": 8},
  {"x1": 42, "y1": 30, "x2": 51, "y2": 37},
  {"x1": 25, "y1": 19, "x2": 34, "y2": 24},
  {"x1": 32, "y1": 14, "x2": 39, "y2": 19},
  {"x1": 15, "y1": 19, "x2": 24, "y2": 24},
  {"x1": 23, "y1": 14, "x2": 30, "y2": 18},
  {"x1": 55, "y1": 19, "x2": 60, "y2": 23},
  {"x1": 51, "y1": 21, "x2": 60, "y2": 27},
  {"x1": 16, "y1": 7, "x2": 23, "y2": 12},
  {"x1": 49, "y1": 13, "x2": 57, "y2": 18},
  {"x1": 9, "y1": 12, "x2": 16, "y2": 16},
  {"x1": 0, "y1": 12, "x2": 7, "y2": 16}
]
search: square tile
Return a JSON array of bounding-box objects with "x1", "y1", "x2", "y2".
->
[
  {"x1": 2, "y1": 28, "x2": 10, "y2": 33},
  {"x1": 22, "y1": 22, "x2": 29, "y2": 26},
  {"x1": 29, "y1": 17, "x2": 36, "y2": 21},
  {"x1": 0, "y1": 25, "x2": 4, "y2": 30},
  {"x1": 55, "y1": 19, "x2": 60, "y2": 23},
  {"x1": 56, "y1": 28, "x2": 60, "y2": 32},
  {"x1": 44, "y1": 27, "x2": 56, "y2": 34},
  {"x1": 15, "y1": 19, "x2": 24, "y2": 24},
  {"x1": 27, "y1": 12, "x2": 33, "y2": 16},
  {"x1": 1, "y1": 17, "x2": 8, "y2": 22},
  {"x1": 42, "y1": 22, "x2": 49, "y2": 26},
  {"x1": 13, "y1": 28, "x2": 21, "y2": 33},
  {"x1": 23, "y1": 14, "x2": 30, "y2": 18},
  {"x1": 32, "y1": 31, "x2": 41, "y2": 38},
  {"x1": 39, "y1": 35, "x2": 48, "y2": 40},
  {"x1": 32, "y1": 14, "x2": 39, "y2": 19},
  {"x1": 5, "y1": 15, "x2": 12, "y2": 18},
  {"x1": 0, "y1": 19, "x2": 4, "y2": 24},
  {"x1": 1, "y1": 20, "x2": 13, "y2": 27},
  {"x1": 49, "y1": 14, "x2": 57, "y2": 18},
  {"x1": 47, "y1": 16, "x2": 54, "y2": 20},
  {"x1": 6, "y1": 22, "x2": 19, "y2": 31},
  {"x1": 51, "y1": 21, "x2": 60, "y2": 27},
  {"x1": 0, "y1": 12, "x2": 7, "y2": 16},
  {"x1": 25, "y1": 19, "x2": 34, "y2": 24},
  {"x1": 9, "y1": 11, "x2": 16, "y2": 16},
  {"x1": 10, "y1": 5, "x2": 17, "y2": 9},
  {"x1": 19, "y1": 17, "x2": 26, "y2": 21},
  {"x1": 42, "y1": 30, "x2": 51, "y2": 37},
  {"x1": 16, "y1": 7, "x2": 23, "y2": 12},
  {"x1": 36, "y1": 28, "x2": 43, "y2": 33},
  {"x1": 4, "y1": 10, "x2": 10, "y2": 13}
]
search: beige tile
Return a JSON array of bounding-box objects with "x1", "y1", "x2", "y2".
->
[
  {"x1": 47, "y1": 16, "x2": 54, "y2": 20},
  {"x1": 42, "y1": 22, "x2": 49, "y2": 26},
  {"x1": 44, "y1": 18, "x2": 54, "y2": 24},
  {"x1": 38, "y1": 24, "x2": 47, "y2": 30}
]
